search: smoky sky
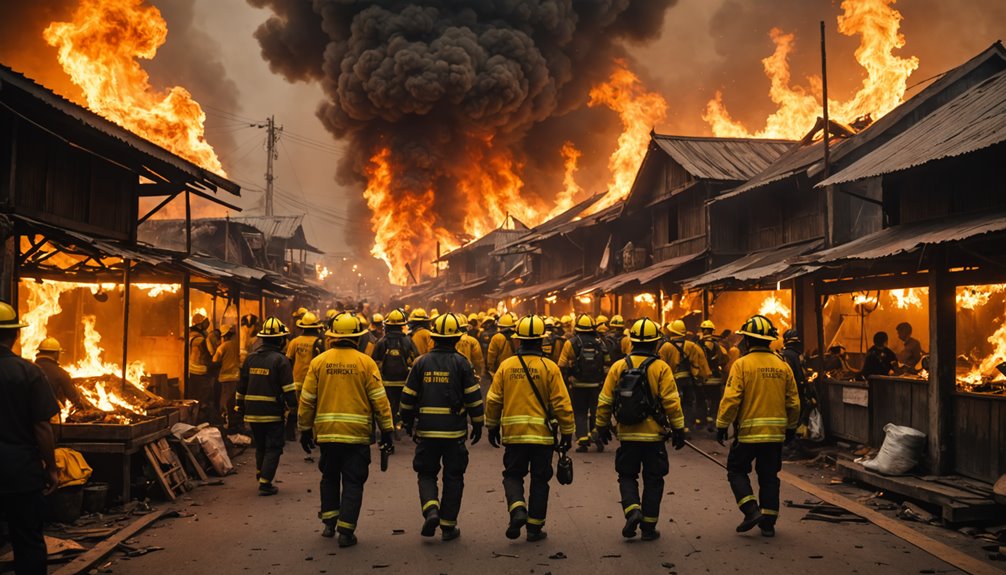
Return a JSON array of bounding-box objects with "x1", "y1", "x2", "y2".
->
[{"x1": 247, "y1": 0, "x2": 677, "y2": 255}]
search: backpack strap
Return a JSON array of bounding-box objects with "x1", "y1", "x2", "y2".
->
[
  {"x1": 516, "y1": 353, "x2": 557, "y2": 446},
  {"x1": 625, "y1": 354, "x2": 666, "y2": 427}
]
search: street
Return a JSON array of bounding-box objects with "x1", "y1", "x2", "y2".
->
[{"x1": 105, "y1": 435, "x2": 973, "y2": 575}]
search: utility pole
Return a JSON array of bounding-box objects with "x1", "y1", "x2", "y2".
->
[{"x1": 255, "y1": 115, "x2": 283, "y2": 216}]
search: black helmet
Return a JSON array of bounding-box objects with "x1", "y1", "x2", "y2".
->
[{"x1": 783, "y1": 328, "x2": 800, "y2": 343}]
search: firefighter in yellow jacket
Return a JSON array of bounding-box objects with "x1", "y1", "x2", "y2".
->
[
  {"x1": 659, "y1": 319, "x2": 712, "y2": 429},
  {"x1": 486, "y1": 312, "x2": 518, "y2": 377},
  {"x1": 299, "y1": 313, "x2": 394, "y2": 548},
  {"x1": 485, "y1": 315, "x2": 574, "y2": 542},
  {"x1": 594, "y1": 318, "x2": 686, "y2": 541},
  {"x1": 409, "y1": 309, "x2": 435, "y2": 355},
  {"x1": 286, "y1": 312, "x2": 324, "y2": 440},
  {"x1": 454, "y1": 315, "x2": 485, "y2": 377},
  {"x1": 716, "y1": 315, "x2": 800, "y2": 538}
]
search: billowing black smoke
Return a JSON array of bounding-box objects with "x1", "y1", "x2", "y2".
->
[{"x1": 247, "y1": 0, "x2": 676, "y2": 256}]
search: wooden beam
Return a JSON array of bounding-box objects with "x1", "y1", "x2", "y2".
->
[
  {"x1": 50, "y1": 507, "x2": 177, "y2": 575},
  {"x1": 137, "y1": 191, "x2": 181, "y2": 225},
  {"x1": 928, "y1": 246, "x2": 956, "y2": 475}
]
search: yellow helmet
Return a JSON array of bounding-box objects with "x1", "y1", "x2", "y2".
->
[
  {"x1": 543, "y1": 316, "x2": 556, "y2": 328},
  {"x1": 191, "y1": 312, "x2": 208, "y2": 326},
  {"x1": 258, "y1": 317, "x2": 290, "y2": 338},
  {"x1": 430, "y1": 308, "x2": 440, "y2": 319},
  {"x1": 496, "y1": 312, "x2": 517, "y2": 329},
  {"x1": 431, "y1": 313, "x2": 463, "y2": 338},
  {"x1": 700, "y1": 319, "x2": 715, "y2": 331},
  {"x1": 457, "y1": 314, "x2": 469, "y2": 329},
  {"x1": 737, "y1": 315, "x2": 779, "y2": 341},
  {"x1": 609, "y1": 315, "x2": 625, "y2": 328},
  {"x1": 468, "y1": 313, "x2": 480, "y2": 323},
  {"x1": 358, "y1": 314, "x2": 370, "y2": 328},
  {"x1": 477, "y1": 311, "x2": 486, "y2": 321},
  {"x1": 326, "y1": 312, "x2": 367, "y2": 338},
  {"x1": 667, "y1": 319, "x2": 687, "y2": 337},
  {"x1": 38, "y1": 337, "x2": 62, "y2": 352},
  {"x1": 409, "y1": 308, "x2": 430, "y2": 322},
  {"x1": 371, "y1": 313, "x2": 384, "y2": 325},
  {"x1": 629, "y1": 318, "x2": 662, "y2": 343},
  {"x1": 0, "y1": 301, "x2": 26, "y2": 330},
  {"x1": 293, "y1": 307, "x2": 308, "y2": 319},
  {"x1": 296, "y1": 311, "x2": 324, "y2": 329},
  {"x1": 384, "y1": 308, "x2": 408, "y2": 326},
  {"x1": 595, "y1": 314, "x2": 609, "y2": 326},
  {"x1": 574, "y1": 313, "x2": 595, "y2": 332},
  {"x1": 560, "y1": 314, "x2": 572, "y2": 325},
  {"x1": 325, "y1": 309, "x2": 338, "y2": 320},
  {"x1": 514, "y1": 315, "x2": 546, "y2": 340}
]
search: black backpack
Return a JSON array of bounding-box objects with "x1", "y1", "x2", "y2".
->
[
  {"x1": 379, "y1": 334, "x2": 411, "y2": 381},
  {"x1": 572, "y1": 335, "x2": 606, "y2": 382},
  {"x1": 702, "y1": 339, "x2": 724, "y2": 378},
  {"x1": 613, "y1": 355, "x2": 661, "y2": 425},
  {"x1": 606, "y1": 333, "x2": 627, "y2": 363}
]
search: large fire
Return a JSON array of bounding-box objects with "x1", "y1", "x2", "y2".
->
[
  {"x1": 758, "y1": 293, "x2": 792, "y2": 329},
  {"x1": 548, "y1": 141, "x2": 585, "y2": 220},
  {"x1": 958, "y1": 284, "x2": 1006, "y2": 389},
  {"x1": 43, "y1": 0, "x2": 225, "y2": 174},
  {"x1": 703, "y1": 0, "x2": 919, "y2": 139}
]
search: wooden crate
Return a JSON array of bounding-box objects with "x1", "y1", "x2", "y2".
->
[
  {"x1": 952, "y1": 392, "x2": 1006, "y2": 484},
  {"x1": 54, "y1": 416, "x2": 168, "y2": 442}
]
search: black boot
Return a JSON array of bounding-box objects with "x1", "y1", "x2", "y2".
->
[
  {"x1": 736, "y1": 501, "x2": 763, "y2": 533},
  {"x1": 337, "y1": 532, "x2": 357, "y2": 548},
  {"x1": 321, "y1": 523, "x2": 336, "y2": 538},
  {"x1": 441, "y1": 526, "x2": 461, "y2": 541},
  {"x1": 506, "y1": 507, "x2": 527, "y2": 540},
  {"x1": 640, "y1": 526, "x2": 660, "y2": 541},
  {"x1": 622, "y1": 508, "x2": 643, "y2": 538},
  {"x1": 421, "y1": 508, "x2": 440, "y2": 538},
  {"x1": 258, "y1": 482, "x2": 278, "y2": 496},
  {"x1": 759, "y1": 515, "x2": 776, "y2": 538},
  {"x1": 526, "y1": 527, "x2": 547, "y2": 542}
]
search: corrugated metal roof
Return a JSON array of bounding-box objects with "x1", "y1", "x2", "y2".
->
[
  {"x1": 438, "y1": 227, "x2": 529, "y2": 261},
  {"x1": 492, "y1": 192, "x2": 609, "y2": 255},
  {"x1": 684, "y1": 238, "x2": 822, "y2": 289},
  {"x1": 818, "y1": 70, "x2": 1006, "y2": 186},
  {"x1": 229, "y1": 216, "x2": 304, "y2": 241},
  {"x1": 652, "y1": 135, "x2": 793, "y2": 181},
  {"x1": 799, "y1": 211, "x2": 1006, "y2": 264},
  {"x1": 577, "y1": 252, "x2": 704, "y2": 295}
]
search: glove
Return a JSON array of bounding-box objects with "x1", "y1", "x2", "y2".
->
[
  {"x1": 594, "y1": 426, "x2": 612, "y2": 445},
  {"x1": 716, "y1": 427, "x2": 728, "y2": 446},
  {"x1": 300, "y1": 429, "x2": 315, "y2": 453},
  {"x1": 470, "y1": 423, "x2": 483, "y2": 445},
  {"x1": 488, "y1": 427, "x2": 501, "y2": 448},
  {"x1": 559, "y1": 434, "x2": 573, "y2": 452},
  {"x1": 380, "y1": 430, "x2": 394, "y2": 448},
  {"x1": 671, "y1": 427, "x2": 686, "y2": 450},
  {"x1": 785, "y1": 428, "x2": 796, "y2": 445}
]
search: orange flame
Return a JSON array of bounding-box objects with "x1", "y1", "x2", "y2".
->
[
  {"x1": 957, "y1": 284, "x2": 1006, "y2": 388},
  {"x1": 588, "y1": 59, "x2": 668, "y2": 211},
  {"x1": 546, "y1": 141, "x2": 584, "y2": 220},
  {"x1": 704, "y1": 0, "x2": 919, "y2": 139},
  {"x1": 889, "y1": 288, "x2": 923, "y2": 309},
  {"x1": 43, "y1": 0, "x2": 225, "y2": 174},
  {"x1": 758, "y1": 293, "x2": 792, "y2": 328},
  {"x1": 634, "y1": 293, "x2": 656, "y2": 306}
]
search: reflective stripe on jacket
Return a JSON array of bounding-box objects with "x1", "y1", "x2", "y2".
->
[
  {"x1": 485, "y1": 352, "x2": 574, "y2": 445},
  {"x1": 595, "y1": 353, "x2": 685, "y2": 442},
  {"x1": 399, "y1": 349, "x2": 484, "y2": 439},
  {"x1": 298, "y1": 346, "x2": 393, "y2": 443},
  {"x1": 716, "y1": 347, "x2": 800, "y2": 443},
  {"x1": 236, "y1": 347, "x2": 296, "y2": 423}
]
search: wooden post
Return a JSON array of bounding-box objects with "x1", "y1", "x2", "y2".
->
[
  {"x1": 702, "y1": 289, "x2": 710, "y2": 319},
  {"x1": 927, "y1": 250, "x2": 955, "y2": 475},
  {"x1": 181, "y1": 271, "x2": 190, "y2": 400},
  {"x1": 121, "y1": 260, "x2": 131, "y2": 386}
]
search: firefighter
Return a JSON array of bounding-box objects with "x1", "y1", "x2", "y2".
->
[
  {"x1": 286, "y1": 312, "x2": 324, "y2": 440},
  {"x1": 467, "y1": 313, "x2": 481, "y2": 341},
  {"x1": 455, "y1": 315, "x2": 485, "y2": 378},
  {"x1": 594, "y1": 318, "x2": 686, "y2": 541},
  {"x1": 486, "y1": 312, "x2": 518, "y2": 377},
  {"x1": 370, "y1": 309, "x2": 419, "y2": 435},
  {"x1": 188, "y1": 313, "x2": 219, "y2": 424},
  {"x1": 716, "y1": 315, "x2": 800, "y2": 537},
  {"x1": 699, "y1": 320, "x2": 729, "y2": 433},
  {"x1": 299, "y1": 313, "x2": 394, "y2": 547},
  {"x1": 236, "y1": 317, "x2": 296, "y2": 496},
  {"x1": 409, "y1": 309, "x2": 435, "y2": 355},
  {"x1": 658, "y1": 320, "x2": 711, "y2": 430},
  {"x1": 558, "y1": 314, "x2": 610, "y2": 452},
  {"x1": 604, "y1": 315, "x2": 630, "y2": 364},
  {"x1": 559, "y1": 315, "x2": 572, "y2": 339},
  {"x1": 34, "y1": 337, "x2": 81, "y2": 408},
  {"x1": 781, "y1": 329, "x2": 816, "y2": 436},
  {"x1": 477, "y1": 313, "x2": 498, "y2": 373},
  {"x1": 364, "y1": 313, "x2": 384, "y2": 356},
  {"x1": 541, "y1": 317, "x2": 561, "y2": 363},
  {"x1": 595, "y1": 314, "x2": 610, "y2": 335},
  {"x1": 212, "y1": 326, "x2": 242, "y2": 432},
  {"x1": 485, "y1": 315, "x2": 574, "y2": 542},
  {"x1": 398, "y1": 313, "x2": 484, "y2": 541}
]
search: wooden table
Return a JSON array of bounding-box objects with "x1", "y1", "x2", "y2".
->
[{"x1": 59, "y1": 428, "x2": 172, "y2": 504}]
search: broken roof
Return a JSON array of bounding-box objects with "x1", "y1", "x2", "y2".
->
[
  {"x1": 651, "y1": 133, "x2": 794, "y2": 181},
  {"x1": 492, "y1": 192, "x2": 619, "y2": 255}
]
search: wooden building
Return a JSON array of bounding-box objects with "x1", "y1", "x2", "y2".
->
[{"x1": 431, "y1": 217, "x2": 529, "y2": 312}]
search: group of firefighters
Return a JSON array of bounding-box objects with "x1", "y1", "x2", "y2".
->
[{"x1": 229, "y1": 305, "x2": 801, "y2": 549}]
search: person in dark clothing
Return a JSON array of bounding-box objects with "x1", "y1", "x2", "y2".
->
[
  {"x1": 859, "y1": 331, "x2": 898, "y2": 380},
  {"x1": 371, "y1": 308, "x2": 419, "y2": 435},
  {"x1": 236, "y1": 317, "x2": 296, "y2": 496},
  {"x1": 398, "y1": 313, "x2": 484, "y2": 542},
  {"x1": 0, "y1": 301, "x2": 60, "y2": 575},
  {"x1": 33, "y1": 337, "x2": 81, "y2": 408}
]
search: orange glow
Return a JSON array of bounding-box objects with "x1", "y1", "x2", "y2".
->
[
  {"x1": 704, "y1": 0, "x2": 919, "y2": 139},
  {"x1": 634, "y1": 293, "x2": 656, "y2": 306},
  {"x1": 758, "y1": 293, "x2": 792, "y2": 328},
  {"x1": 588, "y1": 59, "x2": 669, "y2": 212},
  {"x1": 546, "y1": 141, "x2": 584, "y2": 220},
  {"x1": 956, "y1": 284, "x2": 1005, "y2": 310},
  {"x1": 889, "y1": 288, "x2": 922, "y2": 309},
  {"x1": 958, "y1": 284, "x2": 1006, "y2": 388},
  {"x1": 43, "y1": 0, "x2": 225, "y2": 174}
]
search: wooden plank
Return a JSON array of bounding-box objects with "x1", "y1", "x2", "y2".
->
[
  {"x1": 51, "y1": 508, "x2": 176, "y2": 575},
  {"x1": 779, "y1": 470, "x2": 1003, "y2": 575},
  {"x1": 143, "y1": 443, "x2": 177, "y2": 501}
]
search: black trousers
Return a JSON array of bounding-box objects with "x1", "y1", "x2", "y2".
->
[
  {"x1": 570, "y1": 386, "x2": 600, "y2": 439},
  {"x1": 502, "y1": 444, "x2": 554, "y2": 529},
  {"x1": 615, "y1": 441, "x2": 669, "y2": 527},
  {"x1": 218, "y1": 380, "x2": 240, "y2": 431},
  {"x1": 188, "y1": 373, "x2": 218, "y2": 424},
  {"x1": 319, "y1": 443, "x2": 371, "y2": 534},
  {"x1": 385, "y1": 386, "x2": 403, "y2": 427},
  {"x1": 250, "y1": 422, "x2": 285, "y2": 483},
  {"x1": 696, "y1": 383, "x2": 723, "y2": 424},
  {"x1": 677, "y1": 378, "x2": 697, "y2": 425},
  {"x1": 413, "y1": 438, "x2": 469, "y2": 525},
  {"x1": 0, "y1": 490, "x2": 46, "y2": 575},
  {"x1": 726, "y1": 441, "x2": 783, "y2": 521}
]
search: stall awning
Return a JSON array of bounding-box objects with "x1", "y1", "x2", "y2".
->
[
  {"x1": 506, "y1": 273, "x2": 581, "y2": 299},
  {"x1": 798, "y1": 211, "x2": 1006, "y2": 265},
  {"x1": 684, "y1": 239, "x2": 822, "y2": 290},
  {"x1": 577, "y1": 252, "x2": 703, "y2": 295}
]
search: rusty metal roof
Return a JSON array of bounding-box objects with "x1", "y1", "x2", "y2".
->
[
  {"x1": 818, "y1": 69, "x2": 1006, "y2": 186},
  {"x1": 684, "y1": 238, "x2": 822, "y2": 290},
  {"x1": 651, "y1": 134, "x2": 793, "y2": 181},
  {"x1": 577, "y1": 252, "x2": 704, "y2": 295}
]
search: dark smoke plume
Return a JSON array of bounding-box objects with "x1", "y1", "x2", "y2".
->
[{"x1": 248, "y1": 0, "x2": 676, "y2": 256}]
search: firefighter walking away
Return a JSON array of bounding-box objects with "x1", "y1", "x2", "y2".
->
[
  {"x1": 716, "y1": 315, "x2": 800, "y2": 538},
  {"x1": 398, "y1": 313, "x2": 484, "y2": 542},
  {"x1": 558, "y1": 314, "x2": 610, "y2": 452},
  {"x1": 299, "y1": 313, "x2": 394, "y2": 547}
]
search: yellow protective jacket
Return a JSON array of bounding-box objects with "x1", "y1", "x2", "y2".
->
[
  {"x1": 716, "y1": 347, "x2": 800, "y2": 443},
  {"x1": 286, "y1": 334, "x2": 319, "y2": 391},
  {"x1": 212, "y1": 338, "x2": 242, "y2": 383},
  {"x1": 54, "y1": 448, "x2": 92, "y2": 487},
  {"x1": 485, "y1": 352, "x2": 574, "y2": 445},
  {"x1": 596, "y1": 354, "x2": 685, "y2": 441},
  {"x1": 701, "y1": 337, "x2": 729, "y2": 385},
  {"x1": 456, "y1": 334, "x2": 485, "y2": 376},
  {"x1": 299, "y1": 345, "x2": 394, "y2": 444},
  {"x1": 658, "y1": 338, "x2": 712, "y2": 382},
  {"x1": 411, "y1": 327, "x2": 435, "y2": 356},
  {"x1": 486, "y1": 330, "x2": 517, "y2": 376}
]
